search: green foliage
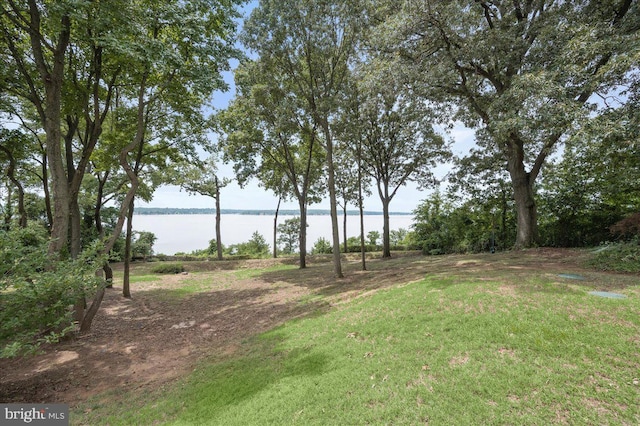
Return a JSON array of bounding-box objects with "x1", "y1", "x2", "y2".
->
[
  {"x1": 131, "y1": 231, "x2": 157, "y2": 259},
  {"x1": 277, "y1": 217, "x2": 301, "y2": 254},
  {"x1": 0, "y1": 227, "x2": 106, "y2": 357},
  {"x1": 150, "y1": 263, "x2": 185, "y2": 274},
  {"x1": 311, "y1": 237, "x2": 332, "y2": 255},
  {"x1": 587, "y1": 239, "x2": 640, "y2": 273},
  {"x1": 207, "y1": 239, "x2": 226, "y2": 256},
  {"x1": 226, "y1": 231, "x2": 270, "y2": 259},
  {"x1": 366, "y1": 230, "x2": 380, "y2": 246},
  {"x1": 412, "y1": 193, "x2": 504, "y2": 255}
]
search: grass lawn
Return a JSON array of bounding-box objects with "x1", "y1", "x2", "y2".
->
[{"x1": 73, "y1": 252, "x2": 639, "y2": 425}]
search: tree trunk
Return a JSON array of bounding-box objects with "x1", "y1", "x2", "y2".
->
[
  {"x1": 342, "y1": 205, "x2": 348, "y2": 253},
  {"x1": 123, "y1": 198, "x2": 134, "y2": 298},
  {"x1": 273, "y1": 197, "x2": 281, "y2": 259},
  {"x1": 382, "y1": 189, "x2": 392, "y2": 258},
  {"x1": 358, "y1": 176, "x2": 366, "y2": 271},
  {"x1": 94, "y1": 172, "x2": 113, "y2": 288},
  {"x1": 41, "y1": 152, "x2": 53, "y2": 231},
  {"x1": 3, "y1": 184, "x2": 12, "y2": 230},
  {"x1": 322, "y1": 125, "x2": 343, "y2": 278},
  {"x1": 215, "y1": 179, "x2": 223, "y2": 261},
  {"x1": 0, "y1": 146, "x2": 27, "y2": 228},
  {"x1": 28, "y1": 4, "x2": 72, "y2": 257},
  {"x1": 69, "y1": 197, "x2": 82, "y2": 258},
  {"x1": 44, "y1": 86, "x2": 70, "y2": 257},
  {"x1": 79, "y1": 286, "x2": 105, "y2": 333},
  {"x1": 508, "y1": 162, "x2": 538, "y2": 248},
  {"x1": 87, "y1": 73, "x2": 148, "y2": 334},
  {"x1": 298, "y1": 198, "x2": 307, "y2": 269}
]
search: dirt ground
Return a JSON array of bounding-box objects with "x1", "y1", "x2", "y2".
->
[{"x1": 0, "y1": 249, "x2": 635, "y2": 409}]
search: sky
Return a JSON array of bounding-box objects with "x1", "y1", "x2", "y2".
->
[{"x1": 139, "y1": 1, "x2": 478, "y2": 214}]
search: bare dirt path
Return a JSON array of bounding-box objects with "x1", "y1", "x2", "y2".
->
[{"x1": 0, "y1": 249, "x2": 634, "y2": 408}]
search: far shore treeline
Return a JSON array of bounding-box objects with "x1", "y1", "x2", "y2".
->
[{"x1": 134, "y1": 207, "x2": 413, "y2": 216}]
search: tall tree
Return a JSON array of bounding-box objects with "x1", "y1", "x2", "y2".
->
[
  {"x1": 374, "y1": 0, "x2": 639, "y2": 247},
  {"x1": 242, "y1": 0, "x2": 364, "y2": 278},
  {"x1": 1, "y1": 0, "x2": 73, "y2": 255},
  {"x1": 218, "y1": 59, "x2": 325, "y2": 269},
  {"x1": 357, "y1": 62, "x2": 449, "y2": 257}
]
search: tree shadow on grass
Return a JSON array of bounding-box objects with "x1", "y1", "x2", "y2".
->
[{"x1": 0, "y1": 283, "x2": 327, "y2": 407}]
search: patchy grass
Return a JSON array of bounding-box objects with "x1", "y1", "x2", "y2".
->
[
  {"x1": 126, "y1": 274, "x2": 161, "y2": 283},
  {"x1": 233, "y1": 263, "x2": 299, "y2": 279},
  {"x1": 74, "y1": 252, "x2": 640, "y2": 425}
]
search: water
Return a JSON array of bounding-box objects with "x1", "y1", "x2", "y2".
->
[{"x1": 132, "y1": 214, "x2": 415, "y2": 255}]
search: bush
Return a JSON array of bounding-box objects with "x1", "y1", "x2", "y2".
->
[
  {"x1": 587, "y1": 239, "x2": 640, "y2": 273},
  {"x1": 312, "y1": 237, "x2": 332, "y2": 254},
  {"x1": 0, "y1": 227, "x2": 106, "y2": 357},
  {"x1": 151, "y1": 263, "x2": 185, "y2": 274},
  {"x1": 225, "y1": 231, "x2": 270, "y2": 259}
]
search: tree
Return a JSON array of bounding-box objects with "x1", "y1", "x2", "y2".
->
[
  {"x1": 374, "y1": 0, "x2": 639, "y2": 247},
  {"x1": 1, "y1": 0, "x2": 74, "y2": 255},
  {"x1": 0, "y1": 129, "x2": 30, "y2": 228},
  {"x1": 366, "y1": 230, "x2": 380, "y2": 247},
  {"x1": 357, "y1": 62, "x2": 449, "y2": 257},
  {"x1": 175, "y1": 156, "x2": 230, "y2": 260},
  {"x1": 538, "y1": 95, "x2": 640, "y2": 246},
  {"x1": 334, "y1": 145, "x2": 367, "y2": 253},
  {"x1": 448, "y1": 148, "x2": 516, "y2": 252},
  {"x1": 389, "y1": 228, "x2": 408, "y2": 247},
  {"x1": 218, "y1": 59, "x2": 325, "y2": 269},
  {"x1": 242, "y1": 0, "x2": 364, "y2": 278},
  {"x1": 131, "y1": 231, "x2": 157, "y2": 260},
  {"x1": 277, "y1": 217, "x2": 303, "y2": 254}
]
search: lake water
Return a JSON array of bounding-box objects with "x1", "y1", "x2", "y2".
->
[{"x1": 132, "y1": 214, "x2": 415, "y2": 255}]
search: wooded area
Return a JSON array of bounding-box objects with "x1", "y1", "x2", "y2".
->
[{"x1": 1, "y1": 1, "x2": 639, "y2": 354}]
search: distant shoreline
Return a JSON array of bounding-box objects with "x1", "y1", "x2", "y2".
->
[{"x1": 135, "y1": 207, "x2": 412, "y2": 216}]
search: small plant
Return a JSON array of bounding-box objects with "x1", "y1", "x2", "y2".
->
[{"x1": 151, "y1": 263, "x2": 185, "y2": 274}]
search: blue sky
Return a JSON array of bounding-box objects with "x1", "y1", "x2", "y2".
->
[{"x1": 140, "y1": 1, "x2": 477, "y2": 213}]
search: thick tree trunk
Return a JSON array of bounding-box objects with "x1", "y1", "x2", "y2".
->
[
  {"x1": 298, "y1": 198, "x2": 307, "y2": 269},
  {"x1": 323, "y1": 125, "x2": 343, "y2": 278},
  {"x1": 509, "y1": 164, "x2": 538, "y2": 248},
  {"x1": 215, "y1": 180, "x2": 223, "y2": 261},
  {"x1": 26, "y1": 3, "x2": 72, "y2": 257}
]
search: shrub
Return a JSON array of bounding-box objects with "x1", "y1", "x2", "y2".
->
[
  {"x1": 587, "y1": 239, "x2": 640, "y2": 273},
  {"x1": 225, "y1": 231, "x2": 270, "y2": 259},
  {"x1": 0, "y1": 227, "x2": 106, "y2": 357},
  {"x1": 312, "y1": 237, "x2": 332, "y2": 254},
  {"x1": 151, "y1": 263, "x2": 185, "y2": 274}
]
